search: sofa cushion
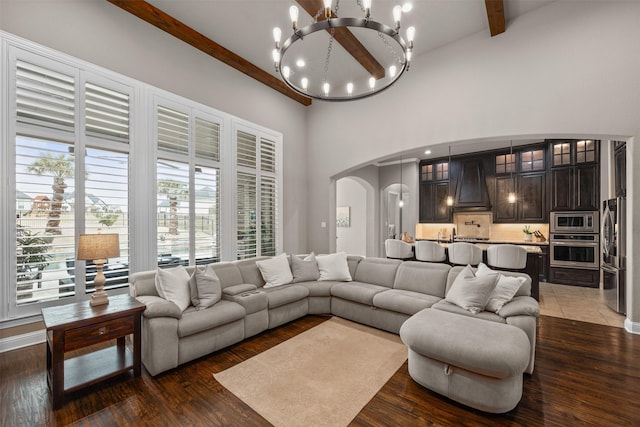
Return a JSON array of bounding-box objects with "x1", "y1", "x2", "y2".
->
[
  {"x1": 485, "y1": 274, "x2": 526, "y2": 314},
  {"x1": 155, "y1": 266, "x2": 191, "y2": 312},
  {"x1": 256, "y1": 254, "x2": 293, "y2": 288},
  {"x1": 291, "y1": 253, "x2": 320, "y2": 283},
  {"x1": 209, "y1": 262, "x2": 244, "y2": 289},
  {"x1": 353, "y1": 257, "x2": 401, "y2": 288},
  {"x1": 331, "y1": 282, "x2": 390, "y2": 305},
  {"x1": 294, "y1": 281, "x2": 334, "y2": 297},
  {"x1": 393, "y1": 261, "x2": 450, "y2": 297},
  {"x1": 177, "y1": 300, "x2": 245, "y2": 338},
  {"x1": 262, "y1": 284, "x2": 310, "y2": 309},
  {"x1": 432, "y1": 300, "x2": 506, "y2": 324},
  {"x1": 445, "y1": 265, "x2": 498, "y2": 314},
  {"x1": 373, "y1": 289, "x2": 442, "y2": 315},
  {"x1": 136, "y1": 295, "x2": 183, "y2": 319},
  {"x1": 235, "y1": 257, "x2": 270, "y2": 287},
  {"x1": 189, "y1": 265, "x2": 222, "y2": 310},
  {"x1": 223, "y1": 283, "x2": 258, "y2": 296},
  {"x1": 317, "y1": 252, "x2": 352, "y2": 281},
  {"x1": 497, "y1": 296, "x2": 540, "y2": 318}
]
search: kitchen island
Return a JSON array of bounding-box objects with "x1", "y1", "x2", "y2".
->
[{"x1": 416, "y1": 240, "x2": 543, "y2": 300}]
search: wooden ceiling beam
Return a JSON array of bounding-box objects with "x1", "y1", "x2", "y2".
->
[
  {"x1": 296, "y1": 0, "x2": 386, "y2": 79},
  {"x1": 485, "y1": 0, "x2": 506, "y2": 37},
  {"x1": 106, "y1": 0, "x2": 311, "y2": 106}
]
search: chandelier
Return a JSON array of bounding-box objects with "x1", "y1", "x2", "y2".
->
[{"x1": 272, "y1": 1, "x2": 415, "y2": 101}]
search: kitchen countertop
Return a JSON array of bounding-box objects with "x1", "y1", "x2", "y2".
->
[{"x1": 416, "y1": 239, "x2": 545, "y2": 253}]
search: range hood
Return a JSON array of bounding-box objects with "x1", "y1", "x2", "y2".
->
[{"x1": 453, "y1": 158, "x2": 492, "y2": 211}]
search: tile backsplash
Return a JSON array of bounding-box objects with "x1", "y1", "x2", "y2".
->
[{"x1": 414, "y1": 213, "x2": 549, "y2": 243}]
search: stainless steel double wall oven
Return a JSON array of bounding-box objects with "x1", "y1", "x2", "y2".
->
[{"x1": 549, "y1": 211, "x2": 599, "y2": 270}]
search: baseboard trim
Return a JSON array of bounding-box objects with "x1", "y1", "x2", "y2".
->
[
  {"x1": 0, "y1": 329, "x2": 46, "y2": 353},
  {"x1": 624, "y1": 318, "x2": 640, "y2": 335}
]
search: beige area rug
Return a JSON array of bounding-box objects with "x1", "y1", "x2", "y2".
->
[{"x1": 213, "y1": 317, "x2": 407, "y2": 427}]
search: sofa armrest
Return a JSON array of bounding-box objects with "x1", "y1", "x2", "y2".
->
[
  {"x1": 135, "y1": 295, "x2": 182, "y2": 319},
  {"x1": 223, "y1": 283, "x2": 258, "y2": 296},
  {"x1": 498, "y1": 296, "x2": 540, "y2": 318}
]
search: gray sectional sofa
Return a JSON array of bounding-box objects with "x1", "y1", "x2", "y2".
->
[{"x1": 129, "y1": 255, "x2": 539, "y2": 377}]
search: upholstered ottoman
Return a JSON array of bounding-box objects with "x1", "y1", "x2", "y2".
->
[{"x1": 399, "y1": 308, "x2": 530, "y2": 413}]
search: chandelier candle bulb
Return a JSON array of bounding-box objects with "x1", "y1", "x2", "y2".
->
[
  {"x1": 323, "y1": 82, "x2": 330, "y2": 97},
  {"x1": 301, "y1": 77, "x2": 308, "y2": 90},
  {"x1": 393, "y1": 5, "x2": 402, "y2": 30},
  {"x1": 363, "y1": 0, "x2": 372, "y2": 19},
  {"x1": 347, "y1": 82, "x2": 354, "y2": 96},
  {"x1": 323, "y1": 0, "x2": 332, "y2": 18},
  {"x1": 390, "y1": 65, "x2": 397, "y2": 78},
  {"x1": 272, "y1": 49, "x2": 280, "y2": 69},
  {"x1": 289, "y1": 5, "x2": 298, "y2": 31},
  {"x1": 369, "y1": 77, "x2": 376, "y2": 90},
  {"x1": 407, "y1": 26, "x2": 415, "y2": 48},
  {"x1": 273, "y1": 27, "x2": 281, "y2": 48},
  {"x1": 283, "y1": 66, "x2": 291, "y2": 79}
]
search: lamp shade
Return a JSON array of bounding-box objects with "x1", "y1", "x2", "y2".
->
[{"x1": 77, "y1": 234, "x2": 120, "y2": 261}]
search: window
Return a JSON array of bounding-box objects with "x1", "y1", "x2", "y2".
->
[
  {"x1": 236, "y1": 129, "x2": 280, "y2": 259},
  {"x1": 10, "y1": 50, "x2": 131, "y2": 314},
  {"x1": 2, "y1": 34, "x2": 282, "y2": 320},
  {"x1": 156, "y1": 103, "x2": 222, "y2": 267}
]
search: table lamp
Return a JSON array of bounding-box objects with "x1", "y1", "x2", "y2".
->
[{"x1": 77, "y1": 233, "x2": 120, "y2": 307}]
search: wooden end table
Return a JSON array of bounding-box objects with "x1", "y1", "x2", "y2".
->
[{"x1": 41, "y1": 294, "x2": 146, "y2": 409}]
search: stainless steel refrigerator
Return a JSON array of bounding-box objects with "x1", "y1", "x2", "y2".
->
[{"x1": 602, "y1": 198, "x2": 626, "y2": 314}]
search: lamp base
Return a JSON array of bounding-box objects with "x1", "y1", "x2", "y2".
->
[{"x1": 90, "y1": 290, "x2": 110, "y2": 307}]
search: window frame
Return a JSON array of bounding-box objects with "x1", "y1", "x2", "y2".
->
[{"x1": 1, "y1": 32, "x2": 283, "y2": 322}]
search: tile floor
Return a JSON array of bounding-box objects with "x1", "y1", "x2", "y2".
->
[{"x1": 539, "y1": 282, "x2": 626, "y2": 328}]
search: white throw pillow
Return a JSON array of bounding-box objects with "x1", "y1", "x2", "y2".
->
[
  {"x1": 256, "y1": 253, "x2": 293, "y2": 288},
  {"x1": 189, "y1": 264, "x2": 222, "y2": 310},
  {"x1": 155, "y1": 265, "x2": 191, "y2": 312},
  {"x1": 485, "y1": 274, "x2": 527, "y2": 313},
  {"x1": 316, "y1": 252, "x2": 352, "y2": 281},
  {"x1": 475, "y1": 262, "x2": 499, "y2": 277},
  {"x1": 446, "y1": 265, "x2": 498, "y2": 314}
]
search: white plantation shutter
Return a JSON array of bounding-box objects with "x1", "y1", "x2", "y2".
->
[
  {"x1": 16, "y1": 60, "x2": 75, "y2": 132},
  {"x1": 157, "y1": 105, "x2": 189, "y2": 155},
  {"x1": 261, "y1": 138, "x2": 277, "y2": 173},
  {"x1": 237, "y1": 171, "x2": 257, "y2": 259},
  {"x1": 85, "y1": 82, "x2": 130, "y2": 143},
  {"x1": 260, "y1": 176, "x2": 277, "y2": 256},
  {"x1": 195, "y1": 117, "x2": 220, "y2": 161},
  {"x1": 237, "y1": 131, "x2": 257, "y2": 168}
]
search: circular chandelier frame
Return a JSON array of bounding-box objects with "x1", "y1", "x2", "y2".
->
[{"x1": 277, "y1": 17, "x2": 410, "y2": 102}]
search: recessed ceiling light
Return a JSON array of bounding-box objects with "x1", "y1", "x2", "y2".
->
[
  {"x1": 402, "y1": 2, "x2": 413, "y2": 13},
  {"x1": 424, "y1": 149, "x2": 431, "y2": 155},
  {"x1": 296, "y1": 59, "x2": 306, "y2": 68}
]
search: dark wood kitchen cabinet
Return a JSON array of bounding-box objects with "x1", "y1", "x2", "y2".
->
[
  {"x1": 419, "y1": 161, "x2": 451, "y2": 223},
  {"x1": 493, "y1": 147, "x2": 546, "y2": 223},
  {"x1": 519, "y1": 172, "x2": 547, "y2": 222},
  {"x1": 549, "y1": 140, "x2": 600, "y2": 211}
]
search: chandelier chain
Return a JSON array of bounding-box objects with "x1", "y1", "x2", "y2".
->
[
  {"x1": 324, "y1": 28, "x2": 336, "y2": 84},
  {"x1": 378, "y1": 32, "x2": 404, "y2": 65},
  {"x1": 355, "y1": 0, "x2": 366, "y2": 13}
]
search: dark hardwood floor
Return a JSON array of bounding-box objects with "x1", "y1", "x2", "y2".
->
[{"x1": 2, "y1": 315, "x2": 639, "y2": 426}]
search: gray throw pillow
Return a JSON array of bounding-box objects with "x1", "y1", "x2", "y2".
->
[
  {"x1": 485, "y1": 274, "x2": 526, "y2": 313},
  {"x1": 445, "y1": 265, "x2": 498, "y2": 314},
  {"x1": 189, "y1": 264, "x2": 222, "y2": 310},
  {"x1": 291, "y1": 253, "x2": 320, "y2": 283}
]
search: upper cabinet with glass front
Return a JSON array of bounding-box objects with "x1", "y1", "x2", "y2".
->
[{"x1": 549, "y1": 139, "x2": 600, "y2": 211}]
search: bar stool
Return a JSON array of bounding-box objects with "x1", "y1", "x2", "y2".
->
[
  {"x1": 415, "y1": 241, "x2": 447, "y2": 262},
  {"x1": 486, "y1": 244, "x2": 527, "y2": 269},
  {"x1": 447, "y1": 242, "x2": 483, "y2": 266},
  {"x1": 385, "y1": 239, "x2": 413, "y2": 260}
]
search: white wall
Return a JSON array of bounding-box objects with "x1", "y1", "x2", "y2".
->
[
  {"x1": 305, "y1": 1, "x2": 640, "y2": 324},
  {"x1": 336, "y1": 177, "x2": 366, "y2": 256},
  {"x1": 0, "y1": 0, "x2": 309, "y2": 254}
]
